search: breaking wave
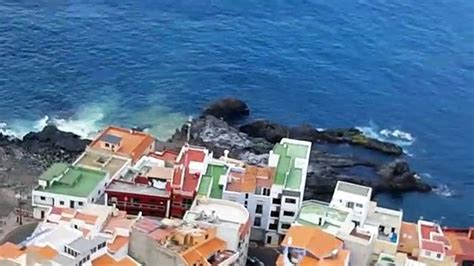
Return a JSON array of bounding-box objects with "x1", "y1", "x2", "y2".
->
[
  {"x1": 0, "y1": 103, "x2": 187, "y2": 141},
  {"x1": 433, "y1": 184, "x2": 456, "y2": 197},
  {"x1": 356, "y1": 121, "x2": 415, "y2": 155}
]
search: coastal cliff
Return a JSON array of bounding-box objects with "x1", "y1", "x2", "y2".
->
[{"x1": 0, "y1": 98, "x2": 431, "y2": 214}]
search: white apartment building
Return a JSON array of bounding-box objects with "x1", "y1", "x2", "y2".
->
[
  {"x1": 266, "y1": 138, "x2": 312, "y2": 245},
  {"x1": 184, "y1": 197, "x2": 251, "y2": 266},
  {"x1": 32, "y1": 163, "x2": 109, "y2": 220}
]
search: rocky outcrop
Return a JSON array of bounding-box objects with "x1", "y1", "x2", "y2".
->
[
  {"x1": 202, "y1": 98, "x2": 250, "y2": 122},
  {"x1": 240, "y1": 120, "x2": 403, "y2": 155}
]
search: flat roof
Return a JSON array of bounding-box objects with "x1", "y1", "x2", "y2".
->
[
  {"x1": 272, "y1": 141, "x2": 309, "y2": 190},
  {"x1": 197, "y1": 164, "x2": 228, "y2": 199},
  {"x1": 297, "y1": 200, "x2": 350, "y2": 228},
  {"x1": 90, "y1": 126, "x2": 155, "y2": 161},
  {"x1": 76, "y1": 151, "x2": 129, "y2": 177},
  {"x1": 367, "y1": 205, "x2": 402, "y2": 228},
  {"x1": 398, "y1": 222, "x2": 419, "y2": 254},
  {"x1": 106, "y1": 180, "x2": 170, "y2": 197},
  {"x1": 36, "y1": 166, "x2": 106, "y2": 197},
  {"x1": 336, "y1": 181, "x2": 371, "y2": 197},
  {"x1": 173, "y1": 147, "x2": 207, "y2": 192},
  {"x1": 39, "y1": 163, "x2": 69, "y2": 181},
  {"x1": 186, "y1": 198, "x2": 249, "y2": 226}
]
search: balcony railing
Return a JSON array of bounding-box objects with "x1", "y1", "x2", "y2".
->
[{"x1": 111, "y1": 200, "x2": 166, "y2": 211}]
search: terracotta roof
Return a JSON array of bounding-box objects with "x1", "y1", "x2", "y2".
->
[
  {"x1": 182, "y1": 238, "x2": 227, "y2": 265},
  {"x1": 92, "y1": 253, "x2": 137, "y2": 266},
  {"x1": 103, "y1": 215, "x2": 136, "y2": 233},
  {"x1": 0, "y1": 243, "x2": 24, "y2": 259},
  {"x1": 421, "y1": 240, "x2": 444, "y2": 253},
  {"x1": 182, "y1": 249, "x2": 202, "y2": 265},
  {"x1": 90, "y1": 126, "x2": 155, "y2": 162},
  {"x1": 150, "y1": 150, "x2": 179, "y2": 162},
  {"x1": 227, "y1": 166, "x2": 274, "y2": 193},
  {"x1": 75, "y1": 212, "x2": 99, "y2": 225},
  {"x1": 108, "y1": 236, "x2": 129, "y2": 254},
  {"x1": 445, "y1": 229, "x2": 474, "y2": 259},
  {"x1": 26, "y1": 245, "x2": 58, "y2": 259},
  {"x1": 281, "y1": 225, "x2": 343, "y2": 259},
  {"x1": 398, "y1": 222, "x2": 419, "y2": 254},
  {"x1": 420, "y1": 224, "x2": 439, "y2": 240}
]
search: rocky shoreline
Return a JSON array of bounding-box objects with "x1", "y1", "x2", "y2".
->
[{"x1": 0, "y1": 98, "x2": 431, "y2": 213}]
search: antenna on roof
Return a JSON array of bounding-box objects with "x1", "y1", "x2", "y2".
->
[{"x1": 186, "y1": 116, "x2": 193, "y2": 144}]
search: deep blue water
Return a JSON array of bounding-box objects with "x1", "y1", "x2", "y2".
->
[{"x1": 0, "y1": 0, "x2": 473, "y2": 226}]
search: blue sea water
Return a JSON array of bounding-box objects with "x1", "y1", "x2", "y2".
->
[{"x1": 0, "y1": 0, "x2": 473, "y2": 226}]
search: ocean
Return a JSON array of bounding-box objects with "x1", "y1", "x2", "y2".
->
[{"x1": 0, "y1": 0, "x2": 473, "y2": 226}]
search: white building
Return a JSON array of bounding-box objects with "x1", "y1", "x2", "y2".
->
[
  {"x1": 32, "y1": 163, "x2": 109, "y2": 220},
  {"x1": 330, "y1": 181, "x2": 373, "y2": 226},
  {"x1": 184, "y1": 197, "x2": 251, "y2": 266},
  {"x1": 266, "y1": 138, "x2": 312, "y2": 245}
]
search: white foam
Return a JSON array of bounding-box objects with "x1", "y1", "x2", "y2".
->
[
  {"x1": 433, "y1": 184, "x2": 455, "y2": 197},
  {"x1": 356, "y1": 121, "x2": 415, "y2": 148}
]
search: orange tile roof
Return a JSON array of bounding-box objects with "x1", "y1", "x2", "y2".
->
[
  {"x1": 90, "y1": 126, "x2": 155, "y2": 162},
  {"x1": 181, "y1": 237, "x2": 227, "y2": 265},
  {"x1": 108, "y1": 236, "x2": 129, "y2": 254},
  {"x1": 103, "y1": 216, "x2": 136, "y2": 233},
  {"x1": 398, "y1": 222, "x2": 419, "y2": 254},
  {"x1": 445, "y1": 229, "x2": 474, "y2": 261},
  {"x1": 26, "y1": 245, "x2": 58, "y2": 260},
  {"x1": 92, "y1": 253, "x2": 138, "y2": 266},
  {"x1": 281, "y1": 226, "x2": 343, "y2": 259},
  {"x1": 0, "y1": 242, "x2": 24, "y2": 259},
  {"x1": 227, "y1": 166, "x2": 274, "y2": 193},
  {"x1": 75, "y1": 212, "x2": 99, "y2": 225}
]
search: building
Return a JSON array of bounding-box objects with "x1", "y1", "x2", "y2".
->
[
  {"x1": 88, "y1": 126, "x2": 156, "y2": 163},
  {"x1": 0, "y1": 242, "x2": 58, "y2": 265},
  {"x1": 183, "y1": 197, "x2": 251, "y2": 266},
  {"x1": 375, "y1": 253, "x2": 426, "y2": 266},
  {"x1": 129, "y1": 217, "x2": 239, "y2": 266},
  {"x1": 398, "y1": 221, "x2": 420, "y2": 258},
  {"x1": 219, "y1": 165, "x2": 274, "y2": 242},
  {"x1": 330, "y1": 181, "x2": 373, "y2": 226},
  {"x1": 32, "y1": 163, "x2": 108, "y2": 219},
  {"x1": 171, "y1": 145, "x2": 210, "y2": 218},
  {"x1": 74, "y1": 149, "x2": 131, "y2": 185},
  {"x1": 416, "y1": 220, "x2": 456, "y2": 265},
  {"x1": 276, "y1": 225, "x2": 350, "y2": 266},
  {"x1": 444, "y1": 227, "x2": 474, "y2": 265},
  {"x1": 105, "y1": 153, "x2": 176, "y2": 217},
  {"x1": 266, "y1": 138, "x2": 312, "y2": 245}
]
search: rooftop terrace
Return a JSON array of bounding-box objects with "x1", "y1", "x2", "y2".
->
[
  {"x1": 225, "y1": 166, "x2": 273, "y2": 193},
  {"x1": 106, "y1": 180, "x2": 170, "y2": 197},
  {"x1": 185, "y1": 198, "x2": 249, "y2": 228},
  {"x1": 197, "y1": 164, "x2": 228, "y2": 199},
  {"x1": 336, "y1": 181, "x2": 371, "y2": 197},
  {"x1": 36, "y1": 165, "x2": 107, "y2": 197},
  {"x1": 272, "y1": 140, "x2": 309, "y2": 190},
  {"x1": 296, "y1": 200, "x2": 351, "y2": 235},
  {"x1": 75, "y1": 151, "x2": 129, "y2": 178}
]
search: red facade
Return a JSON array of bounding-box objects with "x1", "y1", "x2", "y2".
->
[
  {"x1": 106, "y1": 189, "x2": 170, "y2": 217},
  {"x1": 170, "y1": 193, "x2": 195, "y2": 218}
]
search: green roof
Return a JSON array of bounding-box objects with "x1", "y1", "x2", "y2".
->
[
  {"x1": 36, "y1": 166, "x2": 106, "y2": 198},
  {"x1": 272, "y1": 142, "x2": 309, "y2": 189},
  {"x1": 39, "y1": 163, "x2": 69, "y2": 181},
  {"x1": 197, "y1": 164, "x2": 227, "y2": 199}
]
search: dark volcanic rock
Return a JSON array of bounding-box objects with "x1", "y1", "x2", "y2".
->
[
  {"x1": 202, "y1": 98, "x2": 250, "y2": 122},
  {"x1": 376, "y1": 159, "x2": 431, "y2": 193},
  {"x1": 22, "y1": 125, "x2": 90, "y2": 153},
  {"x1": 239, "y1": 120, "x2": 289, "y2": 143}
]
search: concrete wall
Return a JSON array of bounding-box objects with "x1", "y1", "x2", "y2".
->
[
  {"x1": 341, "y1": 236, "x2": 375, "y2": 266},
  {"x1": 129, "y1": 228, "x2": 186, "y2": 266}
]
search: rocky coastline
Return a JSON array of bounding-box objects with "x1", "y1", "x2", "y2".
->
[{"x1": 0, "y1": 98, "x2": 431, "y2": 214}]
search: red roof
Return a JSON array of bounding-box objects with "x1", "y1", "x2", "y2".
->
[
  {"x1": 421, "y1": 224, "x2": 439, "y2": 240},
  {"x1": 422, "y1": 240, "x2": 444, "y2": 253},
  {"x1": 150, "y1": 150, "x2": 179, "y2": 162},
  {"x1": 172, "y1": 147, "x2": 206, "y2": 192}
]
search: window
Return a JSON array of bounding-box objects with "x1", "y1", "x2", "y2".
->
[
  {"x1": 436, "y1": 253, "x2": 441, "y2": 259},
  {"x1": 98, "y1": 190, "x2": 101, "y2": 195},
  {"x1": 269, "y1": 223, "x2": 278, "y2": 230},
  {"x1": 425, "y1": 251, "x2": 431, "y2": 257},
  {"x1": 281, "y1": 223, "x2": 291, "y2": 229},
  {"x1": 347, "y1": 202, "x2": 355, "y2": 209},
  {"x1": 245, "y1": 193, "x2": 249, "y2": 199},
  {"x1": 262, "y1": 188, "x2": 271, "y2": 196},
  {"x1": 266, "y1": 236, "x2": 272, "y2": 244},
  {"x1": 78, "y1": 202, "x2": 83, "y2": 206},
  {"x1": 86, "y1": 255, "x2": 90, "y2": 261},
  {"x1": 205, "y1": 234, "x2": 208, "y2": 240},
  {"x1": 40, "y1": 196, "x2": 46, "y2": 200},
  {"x1": 256, "y1": 204, "x2": 263, "y2": 214},
  {"x1": 60, "y1": 201, "x2": 64, "y2": 205},
  {"x1": 244, "y1": 201, "x2": 248, "y2": 206},
  {"x1": 98, "y1": 242, "x2": 106, "y2": 249},
  {"x1": 270, "y1": 210, "x2": 279, "y2": 217},
  {"x1": 254, "y1": 217, "x2": 262, "y2": 227},
  {"x1": 283, "y1": 211, "x2": 295, "y2": 217},
  {"x1": 272, "y1": 198, "x2": 281, "y2": 205},
  {"x1": 285, "y1": 198, "x2": 296, "y2": 204},
  {"x1": 105, "y1": 143, "x2": 110, "y2": 147}
]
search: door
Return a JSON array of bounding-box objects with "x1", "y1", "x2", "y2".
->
[{"x1": 70, "y1": 200, "x2": 75, "y2": 208}]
